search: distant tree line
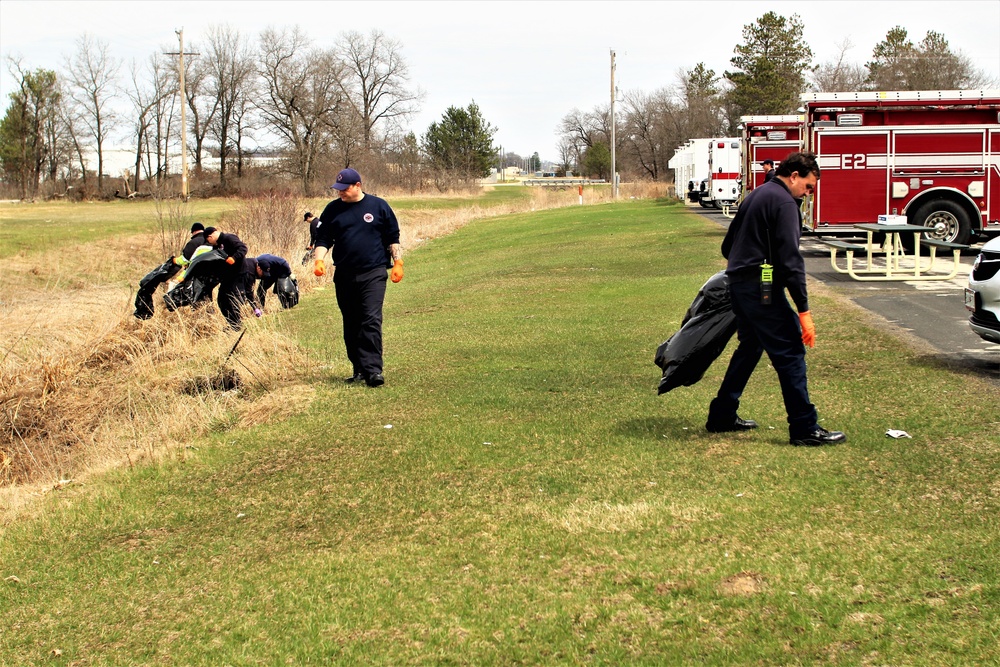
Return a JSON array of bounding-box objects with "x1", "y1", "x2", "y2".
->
[
  {"x1": 558, "y1": 13, "x2": 994, "y2": 183},
  {"x1": 0, "y1": 27, "x2": 499, "y2": 200},
  {"x1": 1, "y1": 13, "x2": 992, "y2": 199}
]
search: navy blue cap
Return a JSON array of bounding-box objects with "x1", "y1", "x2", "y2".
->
[{"x1": 331, "y1": 168, "x2": 361, "y2": 191}]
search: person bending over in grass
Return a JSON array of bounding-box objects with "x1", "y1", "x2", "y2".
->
[
  {"x1": 202, "y1": 226, "x2": 252, "y2": 330},
  {"x1": 253, "y1": 253, "x2": 292, "y2": 311}
]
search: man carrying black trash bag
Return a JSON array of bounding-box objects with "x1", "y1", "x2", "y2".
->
[{"x1": 707, "y1": 151, "x2": 846, "y2": 447}]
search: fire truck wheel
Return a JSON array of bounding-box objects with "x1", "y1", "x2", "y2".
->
[{"x1": 910, "y1": 199, "x2": 972, "y2": 246}]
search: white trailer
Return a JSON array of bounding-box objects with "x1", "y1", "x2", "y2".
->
[{"x1": 669, "y1": 138, "x2": 713, "y2": 203}]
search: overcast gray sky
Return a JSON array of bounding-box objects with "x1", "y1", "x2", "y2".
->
[{"x1": 1, "y1": 0, "x2": 998, "y2": 162}]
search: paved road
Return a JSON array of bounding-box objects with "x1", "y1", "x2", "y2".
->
[{"x1": 693, "y1": 206, "x2": 1000, "y2": 384}]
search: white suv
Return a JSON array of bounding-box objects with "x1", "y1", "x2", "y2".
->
[{"x1": 966, "y1": 236, "x2": 1000, "y2": 344}]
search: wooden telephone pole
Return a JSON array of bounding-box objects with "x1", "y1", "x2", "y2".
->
[{"x1": 166, "y1": 29, "x2": 198, "y2": 200}]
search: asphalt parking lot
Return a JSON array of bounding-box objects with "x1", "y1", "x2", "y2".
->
[{"x1": 694, "y1": 206, "x2": 1000, "y2": 385}]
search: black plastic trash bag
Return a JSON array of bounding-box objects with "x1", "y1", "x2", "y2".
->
[
  {"x1": 134, "y1": 258, "x2": 182, "y2": 319},
  {"x1": 275, "y1": 276, "x2": 299, "y2": 309},
  {"x1": 655, "y1": 271, "x2": 738, "y2": 395},
  {"x1": 163, "y1": 249, "x2": 225, "y2": 312}
]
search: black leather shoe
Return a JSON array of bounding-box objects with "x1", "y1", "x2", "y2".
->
[
  {"x1": 365, "y1": 373, "x2": 385, "y2": 388},
  {"x1": 790, "y1": 427, "x2": 846, "y2": 446},
  {"x1": 344, "y1": 372, "x2": 364, "y2": 384},
  {"x1": 705, "y1": 416, "x2": 758, "y2": 433}
]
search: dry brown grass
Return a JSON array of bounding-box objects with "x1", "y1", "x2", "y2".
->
[
  {"x1": 1, "y1": 184, "x2": 669, "y2": 520},
  {"x1": 1, "y1": 305, "x2": 312, "y2": 514}
]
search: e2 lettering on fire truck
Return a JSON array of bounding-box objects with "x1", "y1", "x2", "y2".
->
[{"x1": 800, "y1": 90, "x2": 1000, "y2": 244}]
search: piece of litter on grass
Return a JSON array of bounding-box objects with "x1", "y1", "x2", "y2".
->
[
  {"x1": 736, "y1": 493, "x2": 744, "y2": 497},
  {"x1": 384, "y1": 424, "x2": 392, "y2": 429},
  {"x1": 483, "y1": 442, "x2": 492, "y2": 445},
  {"x1": 886, "y1": 429, "x2": 912, "y2": 439}
]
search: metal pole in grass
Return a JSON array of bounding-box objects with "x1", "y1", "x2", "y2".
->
[
  {"x1": 219, "y1": 327, "x2": 267, "y2": 392},
  {"x1": 610, "y1": 48, "x2": 617, "y2": 200},
  {"x1": 221, "y1": 328, "x2": 247, "y2": 369}
]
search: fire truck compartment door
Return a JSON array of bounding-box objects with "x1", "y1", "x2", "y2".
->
[{"x1": 815, "y1": 131, "x2": 889, "y2": 226}]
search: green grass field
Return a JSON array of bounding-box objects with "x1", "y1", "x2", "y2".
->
[{"x1": 2, "y1": 199, "x2": 999, "y2": 665}]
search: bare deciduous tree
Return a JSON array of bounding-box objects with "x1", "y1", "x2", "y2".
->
[
  {"x1": 558, "y1": 106, "x2": 609, "y2": 175},
  {"x1": 148, "y1": 51, "x2": 178, "y2": 186},
  {"x1": 204, "y1": 25, "x2": 255, "y2": 188},
  {"x1": 182, "y1": 45, "x2": 216, "y2": 175},
  {"x1": 810, "y1": 39, "x2": 868, "y2": 92},
  {"x1": 337, "y1": 29, "x2": 421, "y2": 151},
  {"x1": 620, "y1": 89, "x2": 670, "y2": 180},
  {"x1": 125, "y1": 54, "x2": 174, "y2": 194},
  {"x1": 63, "y1": 33, "x2": 121, "y2": 194},
  {"x1": 257, "y1": 26, "x2": 346, "y2": 192}
]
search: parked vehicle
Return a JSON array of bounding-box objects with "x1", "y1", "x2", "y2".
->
[
  {"x1": 800, "y1": 90, "x2": 1000, "y2": 245},
  {"x1": 966, "y1": 236, "x2": 1000, "y2": 344},
  {"x1": 739, "y1": 115, "x2": 803, "y2": 195},
  {"x1": 668, "y1": 138, "x2": 712, "y2": 203},
  {"x1": 703, "y1": 138, "x2": 741, "y2": 209}
]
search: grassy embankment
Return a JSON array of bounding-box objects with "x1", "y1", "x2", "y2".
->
[{"x1": 1, "y1": 194, "x2": 999, "y2": 664}]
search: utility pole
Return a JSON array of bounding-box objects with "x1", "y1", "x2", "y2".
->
[
  {"x1": 610, "y1": 49, "x2": 617, "y2": 199},
  {"x1": 166, "y1": 29, "x2": 198, "y2": 200}
]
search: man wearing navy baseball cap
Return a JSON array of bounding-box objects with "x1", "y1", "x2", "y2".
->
[{"x1": 312, "y1": 168, "x2": 403, "y2": 387}]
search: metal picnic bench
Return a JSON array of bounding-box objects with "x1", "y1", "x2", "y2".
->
[{"x1": 820, "y1": 229, "x2": 970, "y2": 281}]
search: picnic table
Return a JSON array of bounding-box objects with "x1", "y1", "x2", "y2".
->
[{"x1": 820, "y1": 222, "x2": 969, "y2": 281}]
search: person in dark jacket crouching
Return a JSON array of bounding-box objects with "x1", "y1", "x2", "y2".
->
[
  {"x1": 254, "y1": 254, "x2": 292, "y2": 310},
  {"x1": 202, "y1": 226, "x2": 251, "y2": 329}
]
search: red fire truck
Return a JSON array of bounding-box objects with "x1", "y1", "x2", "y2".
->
[
  {"x1": 800, "y1": 90, "x2": 1000, "y2": 244},
  {"x1": 739, "y1": 115, "x2": 803, "y2": 193}
]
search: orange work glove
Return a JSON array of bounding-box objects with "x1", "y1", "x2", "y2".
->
[
  {"x1": 390, "y1": 259, "x2": 404, "y2": 283},
  {"x1": 314, "y1": 259, "x2": 326, "y2": 277},
  {"x1": 225, "y1": 256, "x2": 235, "y2": 265},
  {"x1": 799, "y1": 311, "x2": 816, "y2": 348}
]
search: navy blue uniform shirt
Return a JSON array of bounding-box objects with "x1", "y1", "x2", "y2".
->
[
  {"x1": 256, "y1": 254, "x2": 291, "y2": 280},
  {"x1": 721, "y1": 178, "x2": 809, "y2": 313},
  {"x1": 315, "y1": 194, "x2": 400, "y2": 273}
]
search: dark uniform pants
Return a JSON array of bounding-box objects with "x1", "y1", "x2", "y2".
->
[
  {"x1": 334, "y1": 267, "x2": 387, "y2": 378},
  {"x1": 709, "y1": 280, "x2": 818, "y2": 437},
  {"x1": 218, "y1": 275, "x2": 250, "y2": 330}
]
